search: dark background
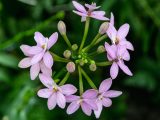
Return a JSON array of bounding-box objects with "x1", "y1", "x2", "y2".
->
[{"x1": 0, "y1": 0, "x2": 160, "y2": 120}]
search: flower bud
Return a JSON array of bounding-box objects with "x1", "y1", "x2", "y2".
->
[
  {"x1": 58, "y1": 21, "x2": 66, "y2": 35},
  {"x1": 66, "y1": 62, "x2": 76, "y2": 73},
  {"x1": 72, "y1": 44, "x2": 78, "y2": 51},
  {"x1": 97, "y1": 45, "x2": 105, "y2": 53},
  {"x1": 63, "y1": 50, "x2": 71, "y2": 59},
  {"x1": 79, "y1": 59, "x2": 85, "y2": 66},
  {"x1": 99, "y1": 22, "x2": 109, "y2": 35},
  {"x1": 89, "y1": 63, "x2": 97, "y2": 72}
]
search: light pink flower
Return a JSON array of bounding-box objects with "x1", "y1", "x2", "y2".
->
[
  {"x1": 94, "y1": 78, "x2": 122, "y2": 118},
  {"x1": 18, "y1": 32, "x2": 58, "y2": 80},
  {"x1": 107, "y1": 17, "x2": 134, "y2": 51},
  {"x1": 37, "y1": 74, "x2": 77, "y2": 110},
  {"x1": 105, "y1": 42, "x2": 133, "y2": 79},
  {"x1": 66, "y1": 89, "x2": 98, "y2": 116},
  {"x1": 72, "y1": 1, "x2": 109, "y2": 22}
]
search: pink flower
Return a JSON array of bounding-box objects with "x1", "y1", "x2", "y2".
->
[
  {"x1": 66, "y1": 89, "x2": 98, "y2": 116},
  {"x1": 18, "y1": 32, "x2": 58, "y2": 80},
  {"x1": 107, "y1": 20, "x2": 134, "y2": 51},
  {"x1": 105, "y1": 42, "x2": 133, "y2": 79},
  {"x1": 72, "y1": 1, "x2": 109, "y2": 22},
  {"x1": 37, "y1": 74, "x2": 77, "y2": 110},
  {"x1": 94, "y1": 79, "x2": 122, "y2": 118}
]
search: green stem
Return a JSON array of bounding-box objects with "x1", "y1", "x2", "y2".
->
[
  {"x1": 53, "y1": 67, "x2": 67, "y2": 80},
  {"x1": 50, "y1": 52, "x2": 70, "y2": 63},
  {"x1": 79, "y1": 17, "x2": 90, "y2": 52},
  {"x1": 83, "y1": 33, "x2": 101, "y2": 52},
  {"x1": 62, "y1": 34, "x2": 72, "y2": 49},
  {"x1": 96, "y1": 61, "x2": 112, "y2": 66},
  {"x1": 59, "y1": 72, "x2": 70, "y2": 86},
  {"x1": 80, "y1": 67, "x2": 97, "y2": 89},
  {"x1": 78, "y1": 66, "x2": 83, "y2": 95},
  {"x1": 89, "y1": 51, "x2": 101, "y2": 57},
  {"x1": 94, "y1": 35, "x2": 107, "y2": 45}
]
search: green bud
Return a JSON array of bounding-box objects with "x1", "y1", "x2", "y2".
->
[
  {"x1": 58, "y1": 21, "x2": 66, "y2": 35},
  {"x1": 66, "y1": 62, "x2": 76, "y2": 73},
  {"x1": 79, "y1": 59, "x2": 85, "y2": 66},
  {"x1": 89, "y1": 63, "x2": 97, "y2": 72},
  {"x1": 72, "y1": 44, "x2": 78, "y2": 51},
  {"x1": 99, "y1": 22, "x2": 109, "y2": 35},
  {"x1": 97, "y1": 45, "x2": 105, "y2": 53},
  {"x1": 63, "y1": 50, "x2": 71, "y2": 59}
]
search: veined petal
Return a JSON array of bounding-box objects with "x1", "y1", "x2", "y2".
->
[
  {"x1": 43, "y1": 52, "x2": 53, "y2": 69},
  {"x1": 82, "y1": 89, "x2": 98, "y2": 99},
  {"x1": 18, "y1": 57, "x2": 31, "y2": 68},
  {"x1": 56, "y1": 91, "x2": 66, "y2": 109},
  {"x1": 30, "y1": 63, "x2": 40, "y2": 80},
  {"x1": 110, "y1": 12, "x2": 114, "y2": 26},
  {"x1": 85, "y1": 4, "x2": 100, "y2": 10},
  {"x1": 67, "y1": 101, "x2": 80, "y2": 115},
  {"x1": 34, "y1": 32, "x2": 45, "y2": 46},
  {"x1": 40, "y1": 61, "x2": 52, "y2": 76},
  {"x1": 122, "y1": 50, "x2": 130, "y2": 61},
  {"x1": 31, "y1": 52, "x2": 44, "y2": 65},
  {"x1": 72, "y1": 1, "x2": 86, "y2": 13},
  {"x1": 117, "y1": 24, "x2": 130, "y2": 40},
  {"x1": 81, "y1": 102, "x2": 92, "y2": 116},
  {"x1": 102, "y1": 98, "x2": 112, "y2": 107},
  {"x1": 118, "y1": 61, "x2": 133, "y2": 76},
  {"x1": 47, "y1": 93, "x2": 57, "y2": 110},
  {"x1": 94, "y1": 101, "x2": 103, "y2": 119},
  {"x1": 20, "y1": 45, "x2": 32, "y2": 56},
  {"x1": 39, "y1": 74, "x2": 54, "y2": 88},
  {"x1": 91, "y1": 15, "x2": 109, "y2": 21},
  {"x1": 84, "y1": 99, "x2": 98, "y2": 110},
  {"x1": 73, "y1": 10, "x2": 87, "y2": 17},
  {"x1": 61, "y1": 84, "x2": 77, "y2": 95},
  {"x1": 107, "y1": 24, "x2": 117, "y2": 43},
  {"x1": 28, "y1": 46, "x2": 43, "y2": 55},
  {"x1": 105, "y1": 42, "x2": 116, "y2": 59},
  {"x1": 65, "y1": 95, "x2": 80, "y2": 102},
  {"x1": 37, "y1": 88, "x2": 53, "y2": 98},
  {"x1": 110, "y1": 62, "x2": 119, "y2": 79},
  {"x1": 99, "y1": 78, "x2": 112, "y2": 93},
  {"x1": 92, "y1": 11, "x2": 105, "y2": 16},
  {"x1": 104, "y1": 90, "x2": 122, "y2": 98},
  {"x1": 120, "y1": 40, "x2": 134, "y2": 51},
  {"x1": 48, "y1": 32, "x2": 58, "y2": 49}
]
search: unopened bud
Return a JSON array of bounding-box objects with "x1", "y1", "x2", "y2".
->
[
  {"x1": 79, "y1": 59, "x2": 85, "y2": 66},
  {"x1": 89, "y1": 63, "x2": 97, "y2": 72},
  {"x1": 58, "y1": 21, "x2": 66, "y2": 35},
  {"x1": 66, "y1": 62, "x2": 76, "y2": 73},
  {"x1": 99, "y1": 22, "x2": 109, "y2": 35},
  {"x1": 97, "y1": 45, "x2": 105, "y2": 53},
  {"x1": 72, "y1": 44, "x2": 78, "y2": 51},
  {"x1": 63, "y1": 50, "x2": 71, "y2": 59}
]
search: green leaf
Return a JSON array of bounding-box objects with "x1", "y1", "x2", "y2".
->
[{"x1": 0, "y1": 68, "x2": 10, "y2": 82}]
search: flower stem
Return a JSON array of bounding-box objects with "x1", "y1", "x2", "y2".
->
[
  {"x1": 50, "y1": 52, "x2": 70, "y2": 63},
  {"x1": 80, "y1": 67, "x2": 97, "y2": 89},
  {"x1": 83, "y1": 33, "x2": 101, "y2": 52},
  {"x1": 96, "y1": 61, "x2": 112, "y2": 66},
  {"x1": 62, "y1": 34, "x2": 72, "y2": 49},
  {"x1": 59, "y1": 72, "x2": 70, "y2": 86},
  {"x1": 94, "y1": 34, "x2": 107, "y2": 45},
  {"x1": 78, "y1": 66, "x2": 83, "y2": 95},
  {"x1": 53, "y1": 67, "x2": 67, "y2": 80},
  {"x1": 79, "y1": 17, "x2": 90, "y2": 52}
]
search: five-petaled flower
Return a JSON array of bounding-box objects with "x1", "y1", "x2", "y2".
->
[
  {"x1": 72, "y1": 1, "x2": 109, "y2": 22},
  {"x1": 18, "y1": 32, "x2": 58, "y2": 80},
  {"x1": 38, "y1": 74, "x2": 77, "y2": 110}
]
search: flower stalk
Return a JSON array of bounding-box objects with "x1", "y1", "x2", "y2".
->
[
  {"x1": 96, "y1": 61, "x2": 112, "y2": 66},
  {"x1": 59, "y1": 72, "x2": 70, "y2": 86},
  {"x1": 78, "y1": 66, "x2": 83, "y2": 95}
]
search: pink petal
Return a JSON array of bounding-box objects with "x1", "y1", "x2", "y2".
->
[
  {"x1": 118, "y1": 61, "x2": 133, "y2": 76},
  {"x1": 18, "y1": 57, "x2": 31, "y2": 68},
  {"x1": 37, "y1": 88, "x2": 53, "y2": 98},
  {"x1": 122, "y1": 50, "x2": 130, "y2": 61},
  {"x1": 105, "y1": 42, "x2": 116, "y2": 59},
  {"x1": 73, "y1": 10, "x2": 87, "y2": 17},
  {"x1": 48, "y1": 32, "x2": 58, "y2": 49},
  {"x1": 67, "y1": 101, "x2": 80, "y2": 115},
  {"x1": 31, "y1": 52, "x2": 44, "y2": 65},
  {"x1": 47, "y1": 93, "x2": 57, "y2": 110},
  {"x1": 34, "y1": 32, "x2": 45, "y2": 46},
  {"x1": 82, "y1": 89, "x2": 98, "y2": 99},
  {"x1": 120, "y1": 40, "x2": 134, "y2": 51},
  {"x1": 56, "y1": 91, "x2": 66, "y2": 109},
  {"x1": 94, "y1": 101, "x2": 103, "y2": 119},
  {"x1": 110, "y1": 12, "x2": 114, "y2": 25},
  {"x1": 91, "y1": 13, "x2": 109, "y2": 21},
  {"x1": 85, "y1": 4, "x2": 100, "y2": 10},
  {"x1": 117, "y1": 45, "x2": 126, "y2": 57},
  {"x1": 81, "y1": 102, "x2": 92, "y2": 116},
  {"x1": 39, "y1": 74, "x2": 54, "y2": 88},
  {"x1": 104, "y1": 90, "x2": 122, "y2": 98},
  {"x1": 102, "y1": 98, "x2": 112, "y2": 107},
  {"x1": 28, "y1": 46, "x2": 43, "y2": 55},
  {"x1": 99, "y1": 78, "x2": 112, "y2": 93},
  {"x1": 40, "y1": 61, "x2": 52, "y2": 76},
  {"x1": 20, "y1": 45, "x2": 32, "y2": 56},
  {"x1": 110, "y1": 62, "x2": 119, "y2": 79},
  {"x1": 92, "y1": 11, "x2": 105, "y2": 16},
  {"x1": 30, "y1": 63, "x2": 40, "y2": 80},
  {"x1": 61, "y1": 84, "x2": 77, "y2": 95},
  {"x1": 65, "y1": 95, "x2": 80, "y2": 102},
  {"x1": 84, "y1": 99, "x2": 98, "y2": 110},
  {"x1": 72, "y1": 1, "x2": 86, "y2": 13},
  {"x1": 43, "y1": 52, "x2": 53, "y2": 69},
  {"x1": 106, "y1": 24, "x2": 117, "y2": 43},
  {"x1": 117, "y1": 24, "x2": 130, "y2": 40}
]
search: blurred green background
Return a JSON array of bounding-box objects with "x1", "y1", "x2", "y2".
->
[{"x1": 0, "y1": 0, "x2": 160, "y2": 120}]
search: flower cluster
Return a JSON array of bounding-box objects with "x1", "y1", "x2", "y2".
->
[{"x1": 18, "y1": 1, "x2": 134, "y2": 118}]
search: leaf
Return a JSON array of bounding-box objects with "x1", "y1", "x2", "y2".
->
[
  {"x1": 18, "y1": 0, "x2": 37, "y2": 6},
  {"x1": 0, "y1": 68, "x2": 10, "y2": 82}
]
